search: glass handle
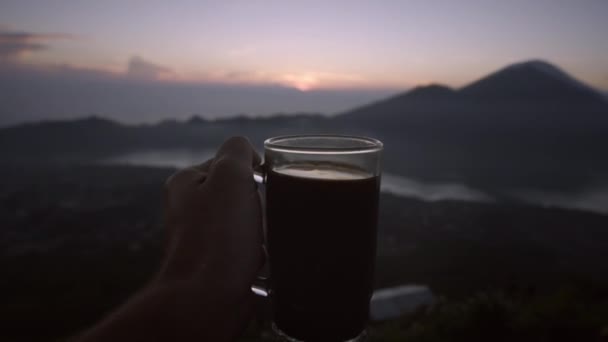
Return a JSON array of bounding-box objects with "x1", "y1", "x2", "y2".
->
[
  {"x1": 251, "y1": 273, "x2": 271, "y2": 297},
  {"x1": 252, "y1": 163, "x2": 271, "y2": 297},
  {"x1": 253, "y1": 168, "x2": 265, "y2": 184}
]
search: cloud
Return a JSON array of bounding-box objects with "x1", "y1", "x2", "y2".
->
[
  {"x1": 126, "y1": 56, "x2": 174, "y2": 80},
  {"x1": 0, "y1": 29, "x2": 73, "y2": 60}
]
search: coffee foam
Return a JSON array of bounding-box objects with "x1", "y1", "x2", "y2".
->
[{"x1": 273, "y1": 163, "x2": 373, "y2": 180}]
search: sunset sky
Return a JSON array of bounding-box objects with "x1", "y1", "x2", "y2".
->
[{"x1": 2, "y1": 0, "x2": 607, "y2": 91}]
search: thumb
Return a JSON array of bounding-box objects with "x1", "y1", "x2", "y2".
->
[
  {"x1": 205, "y1": 136, "x2": 259, "y2": 193},
  {"x1": 214, "y1": 136, "x2": 261, "y2": 168}
]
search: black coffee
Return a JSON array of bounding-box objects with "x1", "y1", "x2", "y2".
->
[{"x1": 266, "y1": 163, "x2": 380, "y2": 341}]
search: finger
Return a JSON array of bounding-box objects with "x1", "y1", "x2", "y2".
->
[
  {"x1": 206, "y1": 156, "x2": 257, "y2": 194},
  {"x1": 191, "y1": 158, "x2": 214, "y2": 173},
  {"x1": 163, "y1": 167, "x2": 206, "y2": 253},
  {"x1": 206, "y1": 137, "x2": 259, "y2": 192},
  {"x1": 165, "y1": 167, "x2": 206, "y2": 192},
  {"x1": 165, "y1": 167, "x2": 209, "y2": 213},
  {"x1": 215, "y1": 136, "x2": 261, "y2": 168}
]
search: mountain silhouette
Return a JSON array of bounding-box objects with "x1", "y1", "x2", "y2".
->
[
  {"x1": 1, "y1": 60, "x2": 607, "y2": 192},
  {"x1": 460, "y1": 60, "x2": 607, "y2": 104},
  {"x1": 338, "y1": 60, "x2": 608, "y2": 191},
  {"x1": 402, "y1": 84, "x2": 457, "y2": 100},
  {"x1": 339, "y1": 84, "x2": 460, "y2": 124},
  {"x1": 342, "y1": 60, "x2": 606, "y2": 123}
]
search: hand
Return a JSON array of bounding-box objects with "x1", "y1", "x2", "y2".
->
[
  {"x1": 161, "y1": 135, "x2": 263, "y2": 292},
  {"x1": 159, "y1": 136, "x2": 264, "y2": 338},
  {"x1": 76, "y1": 137, "x2": 264, "y2": 342}
]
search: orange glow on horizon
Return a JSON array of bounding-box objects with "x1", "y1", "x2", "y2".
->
[
  {"x1": 281, "y1": 73, "x2": 319, "y2": 91},
  {"x1": 6, "y1": 54, "x2": 447, "y2": 91},
  {"x1": 150, "y1": 67, "x2": 409, "y2": 91}
]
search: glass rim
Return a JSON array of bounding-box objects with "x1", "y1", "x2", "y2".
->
[{"x1": 264, "y1": 134, "x2": 383, "y2": 154}]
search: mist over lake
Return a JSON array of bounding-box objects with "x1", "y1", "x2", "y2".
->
[{"x1": 98, "y1": 148, "x2": 608, "y2": 215}]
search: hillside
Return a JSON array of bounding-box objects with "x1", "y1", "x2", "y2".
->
[
  {"x1": 1, "y1": 164, "x2": 607, "y2": 341},
  {"x1": 460, "y1": 60, "x2": 606, "y2": 104},
  {"x1": 337, "y1": 60, "x2": 608, "y2": 191}
]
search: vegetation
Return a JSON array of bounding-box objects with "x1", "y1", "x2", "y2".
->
[
  {"x1": 1, "y1": 164, "x2": 607, "y2": 341},
  {"x1": 371, "y1": 288, "x2": 608, "y2": 342}
]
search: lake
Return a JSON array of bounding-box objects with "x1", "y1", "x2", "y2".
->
[{"x1": 100, "y1": 148, "x2": 608, "y2": 215}]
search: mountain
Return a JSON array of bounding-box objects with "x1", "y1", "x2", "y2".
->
[
  {"x1": 1, "y1": 60, "x2": 607, "y2": 193},
  {"x1": 460, "y1": 60, "x2": 607, "y2": 104},
  {"x1": 338, "y1": 60, "x2": 608, "y2": 191},
  {"x1": 0, "y1": 113, "x2": 331, "y2": 162},
  {"x1": 342, "y1": 60, "x2": 607, "y2": 123},
  {"x1": 0, "y1": 62, "x2": 395, "y2": 127},
  {"x1": 406, "y1": 84, "x2": 456, "y2": 101},
  {"x1": 338, "y1": 84, "x2": 458, "y2": 123}
]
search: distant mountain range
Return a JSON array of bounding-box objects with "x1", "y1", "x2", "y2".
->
[
  {"x1": 343, "y1": 60, "x2": 606, "y2": 121},
  {"x1": 1, "y1": 60, "x2": 607, "y2": 194},
  {"x1": 462, "y1": 60, "x2": 606, "y2": 103},
  {"x1": 0, "y1": 62, "x2": 394, "y2": 127},
  {"x1": 338, "y1": 60, "x2": 608, "y2": 192}
]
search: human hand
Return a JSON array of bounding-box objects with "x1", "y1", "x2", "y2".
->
[
  {"x1": 161, "y1": 136, "x2": 263, "y2": 290},
  {"x1": 159, "y1": 136, "x2": 264, "y2": 338},
  {"x1": 76, "y1": 137, "x2": 264, "y2": 342}
]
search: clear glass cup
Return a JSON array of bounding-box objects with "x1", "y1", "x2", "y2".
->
[{"x1": 253, "y1": 135, "x2": 383, "y2": 341}]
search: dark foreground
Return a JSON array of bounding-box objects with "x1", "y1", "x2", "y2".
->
[{"x1": 1, "y1": 164, "x2": 607, "y2": 341}]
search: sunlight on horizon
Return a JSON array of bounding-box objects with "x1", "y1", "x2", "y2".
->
[{"x1": 1, "y1": 0, "x2": 607, "y2": 90}]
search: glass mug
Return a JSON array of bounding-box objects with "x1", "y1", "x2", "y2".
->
[{"x1": 252, "y1": 135, "x2": 383, "y2": 341}]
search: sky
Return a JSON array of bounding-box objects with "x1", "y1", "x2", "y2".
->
[{"x1": 0, "y1": 0, "x2": 607, "y2": 125}]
